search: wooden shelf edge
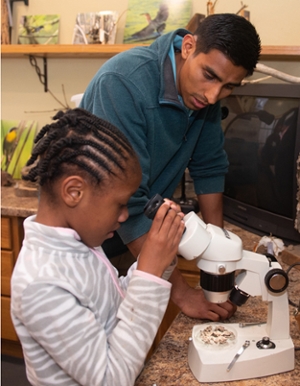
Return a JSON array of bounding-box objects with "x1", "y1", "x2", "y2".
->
[
  {"x1": 0, "y1": 44, "x2": 148, "y2": 58},
  {"x1": 261, "y1": 45, "x2": 300, "y2": 60},
  {"x1": 1, "y1": 44, "x2": 300, "y2": 59}
]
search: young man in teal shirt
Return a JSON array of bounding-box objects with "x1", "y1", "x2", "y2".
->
[{"x1": 81, "y1": 13, "x2": 261, "y2": 321}]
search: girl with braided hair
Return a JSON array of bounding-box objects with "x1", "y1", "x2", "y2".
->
[{"x1": 11, "y1": 108, "x2": 185, "y2": 386}]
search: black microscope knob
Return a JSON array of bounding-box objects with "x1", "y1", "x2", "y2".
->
[
  {"x1": 256, "y1": 336, "x2": 276, "y2": 349},
  {"x1": 264, "y1": 268, "x2": 289, "y2": 293}
]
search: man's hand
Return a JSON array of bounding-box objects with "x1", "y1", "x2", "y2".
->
[
  {"x1": 169, "y1": 267, "x2": 237, "y2": 321},
  {"x1": 177, "y1": 285, "x2": 237, "y2": 321}
]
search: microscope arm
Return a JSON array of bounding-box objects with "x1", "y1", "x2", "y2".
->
[
  {"x1": 234, "y1": 250, "x2": 279, "y2": 300},
  {"x1": 235, "y1": 250, "x2": 290, "y2": 339}
]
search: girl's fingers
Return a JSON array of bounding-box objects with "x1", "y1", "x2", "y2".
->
[
  {"x1": 154, "y1": 206, "x2": 185, "y2": 242},
  {"x1": 151, "y1": 202, "x2": 171, "y2": 229},
  {"x1": 164, "y1": 199, "x2": 182, "y2": 213}
]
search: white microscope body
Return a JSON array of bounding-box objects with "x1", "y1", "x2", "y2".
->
[{"x1": 177, "y1": 212, "x2": 295, "y2": 382}]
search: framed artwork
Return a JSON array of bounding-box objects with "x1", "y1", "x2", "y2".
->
[
  {"x1": 123, "y1": 0, "x2": 192, "y2": 44},
  {"x1": 18, "y1": 14, "x2": 60, "y2": 44},
  {"x1": 1, "y1": 120, "x2": 39, "y2": 179},
  {"x1": 72, "y1": 11, "x2": 118, "y2": 45}
]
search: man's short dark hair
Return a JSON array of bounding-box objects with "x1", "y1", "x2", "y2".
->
[{"x1": 193, "y1": 13, "x2": 261, "y2": 76}]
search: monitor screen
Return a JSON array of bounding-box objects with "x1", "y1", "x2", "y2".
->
[{"x1": 221, "y1": 84, "x2": 300, "y2": 243}]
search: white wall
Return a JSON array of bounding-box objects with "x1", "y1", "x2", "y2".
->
[
  {"x1": 2, "y1": 0, "x2": 300, "y2": 127},
  {"x1": 9, "y1": 0, "x2": 300, "y2": 45}
]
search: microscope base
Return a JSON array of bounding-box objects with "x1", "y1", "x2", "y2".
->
[{"x1": 188, "y1": 323, "x2": 294, "y2": 382}]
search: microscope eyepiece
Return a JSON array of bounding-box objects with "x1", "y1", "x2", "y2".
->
[{"x1": 144, "y1": 193, "x2": 165, "y2": 220}]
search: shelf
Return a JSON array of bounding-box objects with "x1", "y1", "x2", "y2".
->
[
  {"x1": 260, "y1": 46, "x2": 300, "y2": 60},
  {"x1": 1, "y1": 44, "x2": 148, "y2": 58},
  {"x1": 1, "y1": 44, "x2": 300, "y2": 60}
]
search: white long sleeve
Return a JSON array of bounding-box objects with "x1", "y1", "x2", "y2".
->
[{"x1": 11, "y1": 216, "x2": 171, "y2": 386}]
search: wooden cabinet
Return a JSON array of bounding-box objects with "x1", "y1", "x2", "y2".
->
[
  {"x1": 1, "y1": 216, "x2": 24, "y2": 357},
  {"x1": 1, "y1": 250, "x2": 14, "y2": 296}
]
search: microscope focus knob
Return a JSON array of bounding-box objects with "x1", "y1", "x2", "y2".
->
[
  {"x1": 264, "y1": 268, "x2": 289, "y2": 293},
  {"x1": 256, "y1": 336, "x2": 276, "y2": 349}
]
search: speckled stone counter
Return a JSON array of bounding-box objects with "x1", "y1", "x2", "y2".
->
[
  {"x1": 135, "y1": 224, "x2": 300, "y2": 386},
  {"x1": 1, "y1": 186, "x2": 38, "y2": 218},
  {"x1": 135, "y1": 306, "x2": 300, "y2": 386}
]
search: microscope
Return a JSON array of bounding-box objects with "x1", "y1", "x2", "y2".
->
[{"x1": 144, "y1": 194, "x2": 295, "y2": 382}]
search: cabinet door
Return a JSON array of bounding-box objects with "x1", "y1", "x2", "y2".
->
[
  {"x1": 1, "y1": 216, "x2": 24, "y2": 356},
  {"x1": 1, "y1": 217, "x2": 13, "y2": 250},
  {"x1": 1, "y1": 216, "x2": 24, "y2": 261},
  {"x1": 1, "y1": 296, "x2": 19, "y2": 341},
  {"x1": 1, "y1": 250, "x2": 14, "y2": 296}
]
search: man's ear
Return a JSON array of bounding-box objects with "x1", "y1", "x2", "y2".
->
[
  {"x1": 61, "y1": 176, "x2": 85, "y2": 208},
  {"x1": 181, "y1": 34, "x2": 196, "y2": 60}
]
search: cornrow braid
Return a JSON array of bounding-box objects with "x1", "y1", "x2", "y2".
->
[{"x1": 23, "y1": 108, "x2": 138, "y2": 187}]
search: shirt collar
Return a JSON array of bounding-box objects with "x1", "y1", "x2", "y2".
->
[{"x1": 168, "y1": 35, "x2": 193, "y2": 116}]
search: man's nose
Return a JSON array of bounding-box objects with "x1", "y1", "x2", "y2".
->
[{"x1": 204, "y1": 85, "x2": 222, "y2": 105}]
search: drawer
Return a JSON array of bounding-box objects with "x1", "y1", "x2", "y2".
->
[
  {"x1": 1, "y1": 217, "x2": 12, "y2": 250},
  {"x1": 1, "y1": 296, "x2": 19, "y2": 341},
  {"x1": 1, "y1": 250, "x2": 14, "y2": 296}
]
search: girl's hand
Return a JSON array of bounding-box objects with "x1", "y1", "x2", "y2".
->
[{"x1": 137, "y1": 201, "x2": 185, "y2": 277}]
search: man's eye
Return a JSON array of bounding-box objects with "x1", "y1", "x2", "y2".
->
[{"x1": 204, "y1": 72, "x2": 214, "y2": 80}]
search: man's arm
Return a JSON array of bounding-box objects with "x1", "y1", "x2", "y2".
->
[{"x1": 197, "y1": 192, "x2": 224, "y2": 227}]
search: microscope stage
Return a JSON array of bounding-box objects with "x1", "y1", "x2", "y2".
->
[{"x1": 188, "y1": 323, "x2": 294, "y2": 382}]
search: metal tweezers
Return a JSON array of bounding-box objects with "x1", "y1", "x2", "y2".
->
[
  {"x1": 227, "y1": 340, "x2": 250, "y2": 372},
  {"x1": 239, "y1": 322, "x2": 265, "y2": 328}
]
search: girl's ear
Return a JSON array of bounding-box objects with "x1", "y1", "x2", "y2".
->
[
  {"x1": 61, "y1": 176, "x2": 85, "y2": 208},
  {"x1": 181, "y1": 34, "x2": 196, "y2": 60}
]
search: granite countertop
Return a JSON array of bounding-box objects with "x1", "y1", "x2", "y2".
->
[
  {"x1": 135, "y1": 304, "x2": 300, "y2": 386},
  {"x1": 136, "y1": 224, "x2": 300, "y2": 386},
  {"x1": 1, "y1": 185, "x2": 38, "y2": 218}
]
